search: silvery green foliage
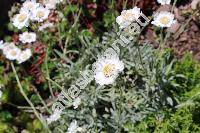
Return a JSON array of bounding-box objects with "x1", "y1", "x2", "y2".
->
[{"x1": 48, "y1": 25, "x2": 181, "y2": 132}]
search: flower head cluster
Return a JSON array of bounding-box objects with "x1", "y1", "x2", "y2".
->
[
  {"x1": 151, "y1": 11, "x2": 176, "y2": 27},
  {"x1": 116, "y1": 7, "x2": 141, "y2": 29},
  {"x1": 116, "y1": 1, "x2": 177, "y2": 28},
  {"x1": 12, "y1": 0, "x2": 51, "y2": 29},
  {"x1": 0, "y1": 42, "x2": 32, "y2": 63},
  {"x1": 93, "y1": 54, "x2": 124, "y2": 85}
]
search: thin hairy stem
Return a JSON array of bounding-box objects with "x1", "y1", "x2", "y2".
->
[{"x1": 11, "y1": 62, "x2": 51, "y2": 133}]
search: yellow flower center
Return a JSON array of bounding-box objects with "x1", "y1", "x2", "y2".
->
[
  {"x1": 21, "y1": 53, "x2": 27, "y2": 59},
  {"x1": 103, "y1": 64, "x2": 115, "y2": 77},
  {"x1": 37, "y1": 11, "x2": 45, "y2": 18},
  {"x1": 25, "y1": 34, "x2": 31, "y2": 39},
  {"x1": 10, "y1": 50, "x2": 17, "y2": 56},
  {"x1": 159, "y1": 16, "x2": 169, "y2": 25},
  {"x1": 18, "y1": 14, "x2": 27, "y2": 22},
  {"x1": 27, "y1": 3, "x2": 33, "y2": 9},
  {"x1": 123, "y1": 12, "x2": 134, "y2": 21}
]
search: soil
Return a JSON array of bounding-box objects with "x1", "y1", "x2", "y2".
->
[{"x1": 167, "y1": 20, "x2": 200, "y2": 61}]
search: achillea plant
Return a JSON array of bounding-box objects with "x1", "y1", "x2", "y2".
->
[
  {"x1": 0, "y1": 0, "x2": 199, "y2": 132},
  {"x1": 47, "y1": 23, "x2": 182, "y2": 132}
]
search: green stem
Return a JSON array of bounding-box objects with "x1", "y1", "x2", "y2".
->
[
  {"x1": 63, "y1": 8, "x2": 82, "y2": 56},
  {"x1": 45, "y1": 47, "x2": 55, "y2": 99},
  {"x1": 133, "y1": 19, "x2": 152, "y2": 73},
  {"x1": 32, "y1": 86, "x2": 52, "y2": 114},
  {"x1": 161, "y1": 0, "x2": 178, "y2": 47},
  {"x1": 46, "y1": 77, "x2": 63, "y2": 91},
  {"x1": 123, "y1": 0, "x2": 128, "y2": 10},
  {"x1": 171, "y1": 0, "x2": 178, "y2": 12},
  {"x1": 160, "y1": 27, "x2": 164, "y2": 51},
  {"x1": 11, "y1": 63, "x2": 51, "y2": 132}
]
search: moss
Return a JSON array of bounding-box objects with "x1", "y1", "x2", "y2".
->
[
  {"x1": 0, "y1": 122, "x2": 15, "y2": 133},
  {"x1": 155, "y1": 106, "x2": 200, "y2": 132},
  {"x1": 124, "y1": 54, "x2": 200, "y2": 132},
  {"x1": 126, "y1": 105, "x2": 200, "y2": 133},
  {"x1": 174, "y1": 54, "x2": 200, "y2": 95}
]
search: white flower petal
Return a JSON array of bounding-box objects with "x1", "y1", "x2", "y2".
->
[
  {"x1": 67, "y1": 120, "x2": 83, "y2": 133},
  {"x1": 19, "y1": 32, "x2": 36, "y2": 43},
  {"x1": 43, "y1": 0, "x2": 60, "y2": 9},
  {"x1": 30, "y1": 6, "x2": 50, "y2": 22},
  {"x1": 73, "y1": 97, "x2": 81, "y2": 109},
  {"x1": 93, "y1": 55, "x2": 124, "y2": 85},
  {"x1": 17, "y1": 48, "x2": 32, "y2": 63},
  {"x1": 46, "y1": 109, "x2": 62, "y2": 124},
  {"x1": 21, "y1": 0, "x2": 40, "y2": 12},
  {"x1": 12, "y1": 11, "x2": 30, "y2": 29},
  {"x1": 0, "y1": 40, "x2": 5, "y2": 49},
  {"x1": 157, "y1": 0, "x2": 171, "y2": 5},
  {"x1": 116, "y1": 7, "x2": 141, "y2": 29},
  {"x1": 4, "y1": 46, "x2": 21, "y2": 60},
  {"x1": 151, "y1": 11, "x2": 176, "y2": 28},
  {"x1": 38, "y1": 22, "x2": 54, "y2": 31}
]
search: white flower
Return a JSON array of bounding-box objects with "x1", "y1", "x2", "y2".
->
[
  {"x1": 31, "y1": 6, "x2": 50, "y2": 22},
  {"x1": 73, "y1": 97, "x2": 81, "y2": 109},
  {"x1": 46, "y1": 109, "x2": 62, "y2": 124},
  {"x1": 157, "y1": 0, "x2": 171, "y2": 5},
  {"x1": 38, "y1": 22, "x2": 54, "y2": 31},
  {"x1": 19, "y1": 32, "x2": 36, "y2": 43},
  {"x1": 92, "y1": 54, "x2": 124, "y2": 85},
  {"x1": 21, "y1": 0, "x2": 40, "y2": 12},
  {"x1": 12, "y1": 10, "x2": 30, "y2": 29},
  {"x1": 3, "y1": 45, "x2": 21, "y2": 60},
  {"x1": 67, "y1": 120, "x2": 84, "y2": 133},
  {"x1": 151, "y1": 11, "x2": 176, "y2": 28},
  {"x1": 2, "y1": 43, "x2": 16, "y2": 55},
  {"x1": 43, "y1": 0, "x2": 59, "y2": 9},
  {"x1": 116, "y1": 7, "x2": 141, "y2": 29},
  {"x1": 17, "y1": 49, "x2": 32, "y2": 63}
]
